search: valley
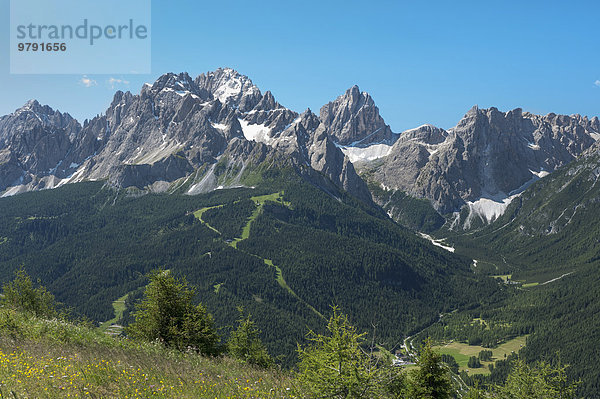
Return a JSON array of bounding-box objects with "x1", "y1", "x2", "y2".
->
[{"x1": 1, "y1": 66, "x2": 599, "y2": 396}]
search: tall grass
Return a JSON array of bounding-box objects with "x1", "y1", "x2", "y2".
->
[{"x1": 0, "y1": 308, "x2": 298, "y2": 398}]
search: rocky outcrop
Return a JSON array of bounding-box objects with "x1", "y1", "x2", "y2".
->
[
  {"x1": 368, "y1": 106, "x2": 600, "y2": 214},
  {"x1": 319, "y1": 85, "x2": 395, "y2": 146},
  {"x1": 0, "y1": 69, "x2": 374, "y2": 205},
  {"x1": 0, "y1": 100, "x2": 90, "y2": 191}
]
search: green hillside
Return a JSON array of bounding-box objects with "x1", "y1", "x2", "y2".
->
[
  {"x1": 423, "y1": 150, "x2": 600, "y2": 397},
  {"x1": 0, "y1": 171, "x2": 499, "y2": 367}
]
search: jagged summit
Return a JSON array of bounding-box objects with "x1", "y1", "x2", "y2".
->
[
  {"x1": 319, "y1": 85, "x2": 395, "y2": 146},
  {"x1": 195, "y1": 67, "x2": 261, "y2": 112},
  {"x1": 0, "y1": 100, "x2": 87, "y2": 195},
  {"x1": 2, "y1": 70, "x2": 599, "y2": 223},
  {"x1": 0, "y1": 68, "x2": 372, "y2": 203},
  {"x1": 362, "y1": 104, "x2": 600, "y2": 227}
]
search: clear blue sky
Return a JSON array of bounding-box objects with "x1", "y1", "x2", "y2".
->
[{"x1": 1, "y1": 0, "x2": 599, "y2": 131}]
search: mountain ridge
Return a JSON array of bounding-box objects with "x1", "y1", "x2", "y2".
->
[
  {"x1": 2, "y1": 68, "x2": 599, "y2": 228},
  {"x1": 356, "y1": 105, "x2": 600, "y2": 228}
]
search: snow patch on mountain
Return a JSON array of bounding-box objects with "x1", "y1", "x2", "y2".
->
[
  {"x1": 338, "y1": 143, "x2": 393, "y2": 163},
  {"x1": 418, "y1": 233, "x2": 455, "y2": 252},
  {"x1": 465, "y1": 196, "x2": 514, "y2": 225},
  {"x1": 211, "y1": 122, "x2": 228, "y2": 131},
  {"x1": 211, "y1": 68, "x2": 260, "y2": 104},
  {"x1": 463, "y1": 171, "x2": 549, "y2": 228},
  {"x1": 530, "y1": 169, "x2": 550, "y2": 178},
  {"x1": 238, "y1": 119, "x2": 273, "y2": 145}
]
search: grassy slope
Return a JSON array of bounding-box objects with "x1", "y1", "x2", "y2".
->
[
  {"x1": 98, "y1": 293, "x2": 128, "y2": 332},
  {"x1": 0, "y1": 308, "x2": 297, "y2": 399}
]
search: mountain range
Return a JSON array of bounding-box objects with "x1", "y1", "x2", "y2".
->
[
  {"x1": 1, "y1": 67, "x2": 599, "y2": 230},
  {"x1": 3, "y1": 68, "x2": 600, "y2": 395}
]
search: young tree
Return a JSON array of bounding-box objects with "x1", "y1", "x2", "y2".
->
[
  {"x1": 1, "y1": 267, "x2": 56, "y2": 318},
  {"x1": 495, "y1": 359, "x2": 579, "y2": 399},
  {"x1": 296, "y1": 307, "x2": 406, "y2": 398},
  {"x1": 408, "y1": 338, "x2": 453, "y2": 399},
  {"x1": 227, "y1": 310, "x2": 273, "y2": 368},
  {"x1": 127, "y1": 269, "x2": 221, "y2": 355}
]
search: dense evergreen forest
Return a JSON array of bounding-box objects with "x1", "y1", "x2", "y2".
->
[
  {"x1": 423, "y1": 153, "x2": 600, "y2": 397},
  {"x1": 2, "y1": 153, "x2": 599, "y2": 396},
  {"x1": 0, "y1": 174, "x2": 499, "y2": 367}
]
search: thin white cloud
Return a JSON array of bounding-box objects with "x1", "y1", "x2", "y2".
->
[
  {"x1": 595, "y1": 80, "x2": 600, "y2": 87},
  {"x1": 108, "y1": 77, "x2": 130, "y2": 89},
  {"x1": 80, "y1": 75, "x2": 97, "y2": 88}
]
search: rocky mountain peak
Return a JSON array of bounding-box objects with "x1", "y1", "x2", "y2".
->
[
  {"x1": 319, "y1": 85, "x2": 395, "y2": 146},
  {"x1": 22, "y1": 99, "x2": 45, "y2": 112},
  {"x1": 11, "y1": 99, "x2": 71, "y2": 122},
  {"x1": 365, "y1": 105, "x2": 600, "y2": 226},
  {"x1": 195, "y1": 67, "x2": 261, "y2": 112},
  {"x1": 1, "y1": 100, "x2": 80, "y2": 140},
  {"x1": 144, "y1": 72, "x2": 209, "y2": 102},
  {"x1": 8, "y1": 69, "x2": 598, "y2": 224},
  {"x1": 345, "y1": 85, "x2": 375, "y2": 109},
  {"x1": 399, "y1": 124, "x2": 448, "y2": 144},
  {"x1": 0, "y1": 70, "x2": 376, "y2": 204},
  {"x1": 152, "y1": 72, "x2": 193, "y2": 91},
  {"x1": 253, "y1": 90, "x2": 280, "y2": 112},
  {"x1": 298, "y1": 109, "x2": 321, "y2": 132},
  {"x1": 0, "y1": 100, "x2": 87, "y2": 193}
]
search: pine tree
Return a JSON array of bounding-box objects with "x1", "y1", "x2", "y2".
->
[
  {"x1": 495, "y1": 359, "x2": 579, "y2": 399},
  {"x1": 468, "y1": 356, "x2": 482, "y2": 368},
  {"x1": 296, "y1": 307, "x2": 406, "y2": 398}
]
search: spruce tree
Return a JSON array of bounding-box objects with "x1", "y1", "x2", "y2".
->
[
  {"x1": 127, "y1": 269, "x2": 221, "y2": 355},
  {"x1": 408, "y1": 338, "x2": 453, "y2": 398},
  {"x1": 227, "y1": 311, "x2": 273, "y2": 368}
]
